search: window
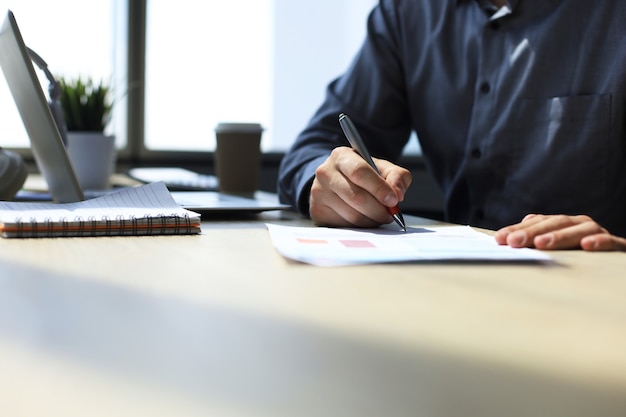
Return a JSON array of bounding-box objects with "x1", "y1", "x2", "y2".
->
[
  {"x1": 144, "y1": 0, "x2": 378, "y2": 152},
  {"x1": 144, "y1": 1, "x2": 273, "y2": 152}
]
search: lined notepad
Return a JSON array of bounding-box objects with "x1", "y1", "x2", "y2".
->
[{"x1": 0, "y1": 182, "x2": 201, "y2": 238}]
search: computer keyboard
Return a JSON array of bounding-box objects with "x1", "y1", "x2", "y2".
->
[{"x1": 127, "y1": 167, "x2": 218, "y2": 191}]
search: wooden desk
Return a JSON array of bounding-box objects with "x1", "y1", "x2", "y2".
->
[{"x1": 0, "y1": 212, "x2": 625, "y2": 417}]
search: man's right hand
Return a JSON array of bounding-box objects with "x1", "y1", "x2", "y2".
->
[{"x1": 308, "y1": 147, "x2": 412, "y2": 228}]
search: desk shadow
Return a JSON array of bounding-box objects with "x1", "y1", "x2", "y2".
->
[{"x1": 0, "y1": 263, "x2": 624, "y2": 417}]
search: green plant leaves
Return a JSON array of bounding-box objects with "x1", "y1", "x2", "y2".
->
[{"x1": 59, "y1": 77, "x2": 112, "y2": 132}]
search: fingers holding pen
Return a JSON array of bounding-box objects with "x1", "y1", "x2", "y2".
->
[
  {"x1": 309, "y1": 147, "x2": 401, "y2": 227},
  {"x1": 309, "y1": 177, "x2": 382, "y2": 228}
]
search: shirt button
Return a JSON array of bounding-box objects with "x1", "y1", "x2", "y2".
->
[
  {"x1": 479, "y1": 82, "x2": 491, "y2": 94},
  {"x1": 471, "y1": 147, "x2": 482, "y2": 159}
]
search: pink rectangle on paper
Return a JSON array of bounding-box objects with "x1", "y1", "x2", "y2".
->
[{"x1": 340, "y1": 239, "x2": 375, "y2": 248}]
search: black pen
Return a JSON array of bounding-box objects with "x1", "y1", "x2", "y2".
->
[{"x1": 338, "y1": 113, "x2": 406, "y2": 232}]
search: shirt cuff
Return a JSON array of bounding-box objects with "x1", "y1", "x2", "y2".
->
[{"x1": 294, "y1": 154, "x2": 329, "y2": 217}]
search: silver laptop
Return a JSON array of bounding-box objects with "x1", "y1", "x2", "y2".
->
[{"x1": 0, "y1": 10, "x2": 289, "y2": 213}]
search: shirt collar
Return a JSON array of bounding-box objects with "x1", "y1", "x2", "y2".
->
[
  {"x1": 454, "y1": 0, "x2": 516, "y2": 20},
  {"x1": 475, "y1": 0, "x2": 515, "y2": 19},
  {"x1": 456, "y1": 0, "x2": 519, "y2": 12}
]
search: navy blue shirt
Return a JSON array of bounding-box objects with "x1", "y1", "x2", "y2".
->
[{"x1": 278, "y1": 0, "x2": 626, "y2": 236}]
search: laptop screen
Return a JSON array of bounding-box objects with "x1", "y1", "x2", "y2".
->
[{"x1": 0, "y1": 10, "x2": 84, "y2": 203}]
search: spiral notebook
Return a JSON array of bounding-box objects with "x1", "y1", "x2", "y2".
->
[{"x1": 0, "y1": 182, "x2": 201, "y2": 238}]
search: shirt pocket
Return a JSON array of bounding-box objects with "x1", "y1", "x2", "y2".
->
[{"x1": 505, "y1": 94, "x2": 611, "y2": 213}]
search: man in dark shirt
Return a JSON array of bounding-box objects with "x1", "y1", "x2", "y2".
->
[{"x1": 278, "y1": 0, "x2": 626, "y2": 251}]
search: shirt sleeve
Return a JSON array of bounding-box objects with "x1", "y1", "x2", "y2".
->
[{"x1": 277, "y1": 0, "x2": 414, "y2": 216}]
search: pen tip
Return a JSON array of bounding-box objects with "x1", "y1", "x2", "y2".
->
[{"x1": 392, "y1": 213, "x2": 406, "y2": 232}]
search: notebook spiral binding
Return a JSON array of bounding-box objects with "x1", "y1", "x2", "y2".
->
[{"x1": 8, "y1": 213, "x2": 198, "y2": 238}]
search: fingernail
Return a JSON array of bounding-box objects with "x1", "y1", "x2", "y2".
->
[
  {"x1": 494, "y1": 229, "x2": 509, "y2": 244},
  {"x1": 384, "y1": 193, "x2": 397, "y2": 206},
  {"x1": 509, "y1": 231, "x2": 527, "y2": 247},
  {"x1": 582, "y1": 236, "x2": 599, "y2": 250},
  {"x1": 535, "y1": 233, "x2": 553, "y2": 248}
]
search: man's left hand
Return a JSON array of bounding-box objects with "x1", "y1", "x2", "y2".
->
[{"x1": 495, "y1": 214, "x2": 626, "y2": 251}]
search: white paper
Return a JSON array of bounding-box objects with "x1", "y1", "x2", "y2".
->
[
  {"x1": 266, "y1": 224, "x2": 552, "y2": 267},
  {"x1": 0, "y1": 182, "x2": 196, "y2": 222}
]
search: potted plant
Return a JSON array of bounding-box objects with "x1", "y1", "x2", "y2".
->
[{"x1": 59, "y1": 76, "x2": 116, "y2": 189}]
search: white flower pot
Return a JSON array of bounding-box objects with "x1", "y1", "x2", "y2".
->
[{"x1": 66, "y1": 132, "x2": 116, "y2": 190}]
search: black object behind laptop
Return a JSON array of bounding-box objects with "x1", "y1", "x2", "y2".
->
[{"x1": 0, "y1": 10, "x2": 289, "y2": 213}]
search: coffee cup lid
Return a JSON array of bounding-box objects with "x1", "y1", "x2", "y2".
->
[{"x1": 215, "y1": 122, "x2": 263, "y2": 133}]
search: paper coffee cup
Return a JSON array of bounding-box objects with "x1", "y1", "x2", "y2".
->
[{"x1": 214, "y1": 123, "x2": 263, "y2": 193}]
